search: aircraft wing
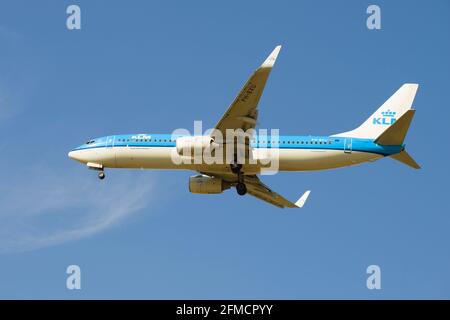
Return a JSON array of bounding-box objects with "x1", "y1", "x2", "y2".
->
[
  {"x1": 201, "y1": 46, "x2": 311, "y2": 209},
  {"x1": 244, "y1": 175, "x2": 311, "y2": 208},
  {"x1": 201, "y1": 172, "x2": 311, "y2": 209},
  {"x1": 214, "y1": 45, "x2": 282, "y2": 134}
]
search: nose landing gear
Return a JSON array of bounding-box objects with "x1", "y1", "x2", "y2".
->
[{"x1": 87, "y1": 163, "x2": 105, "y2": 180}]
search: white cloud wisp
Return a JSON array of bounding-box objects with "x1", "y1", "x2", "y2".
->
[{"x1": 0, "y1": 167, "x2": 156, "y2": 253}]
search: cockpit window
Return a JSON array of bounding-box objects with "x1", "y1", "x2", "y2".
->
[{"x1": 86, "y1": 140, "x2": 95, "y2": 145}]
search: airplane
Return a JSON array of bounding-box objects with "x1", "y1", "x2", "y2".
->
[{"x1": 68, "y1": 45, "x2": 420, "y2": 208}]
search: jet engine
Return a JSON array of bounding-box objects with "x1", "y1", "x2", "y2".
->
[
  {"x1": 189, "y1": 175, "x2": 229, "y2": 194},
  {"x1": 176, "y1": 136, "x2": 215, "y2": 156}
]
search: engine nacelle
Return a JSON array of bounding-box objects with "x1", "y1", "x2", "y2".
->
[
  {"x1": 189, "y1": 175, "x2": 225, "y2": 194},
  {"x1": 176, "y1": 136, "x2": 215, "y2": 156}
]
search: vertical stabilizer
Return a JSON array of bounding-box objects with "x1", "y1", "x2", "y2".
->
[{"x1": 332, "y1": 84, "x2": 419, "y2": 139}]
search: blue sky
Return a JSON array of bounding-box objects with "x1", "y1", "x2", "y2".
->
[{"x1": 0, "y1": 0, "x2": 449, "y2": 299}]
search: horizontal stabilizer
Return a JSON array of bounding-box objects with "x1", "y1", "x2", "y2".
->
[
  {"x1": 390, "y1": 150, "x2": 421, "y2": 169},
  {"x1": 375, "y1": 109, "x2": 415, "y2": 145}
]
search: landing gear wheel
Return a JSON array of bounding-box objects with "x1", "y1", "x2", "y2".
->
[
  {"x1": 236, "y1": 182, "x2": 247, "y2": 196},
  {"x1": 98, "y1": 171, "x2": 105, "y2": 180}
]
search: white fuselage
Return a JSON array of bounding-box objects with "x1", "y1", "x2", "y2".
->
[
  {"x1": 68, "y1": 134, "x2": 402, "y2": 179},
  {"x1": 69, "y1": 145, "x2": 383, "y2": 175}
]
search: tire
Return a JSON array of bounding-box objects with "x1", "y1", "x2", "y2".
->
[
  {"x1": 98, "y1": 171, "x2": 105, "y2": 180},
  {"x1": 236, "y1": 182, "x2": 247, "y2": 196}
]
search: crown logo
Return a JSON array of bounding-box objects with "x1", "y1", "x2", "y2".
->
[{"x1": 381, "y1": 109, "x2": 396, "y2": 117}]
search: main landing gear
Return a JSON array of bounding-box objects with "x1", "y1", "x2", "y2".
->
[
  {"x1": 236, "y1": 182, "x2": 247, "y2": 196},
  {"x1": 231, "y1": 163, "x2": 247, "y2": 196},
  {"x1": 98, "y1": 171, "x2": 105, "y2": 180}
]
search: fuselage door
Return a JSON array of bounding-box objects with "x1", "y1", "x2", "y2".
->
[
  {"x1": 105, "y1": 136, "x2": 115, "y2": 148},
  {"x1": 104, "y1": 135, "x2": 117, "y2": 166},
  {"x1": 344, "y1": 138, "x2": 352, "y2": 153}
]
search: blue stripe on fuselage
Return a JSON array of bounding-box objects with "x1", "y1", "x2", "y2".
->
[{"x1": 73, "y1": 134, "x2": 403, "y2": 156}]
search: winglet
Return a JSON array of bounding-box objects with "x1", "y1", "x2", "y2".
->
[
  {"x1": 295, "y1": 190, "x2": 311, "y2": 208},
  {"x1": 261, "y1": 45, "x2": 282, "y2": 68}
]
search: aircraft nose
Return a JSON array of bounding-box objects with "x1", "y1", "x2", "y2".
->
[{"x1": 68, "y1": 150, "x2": 79, "y2": 161}]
